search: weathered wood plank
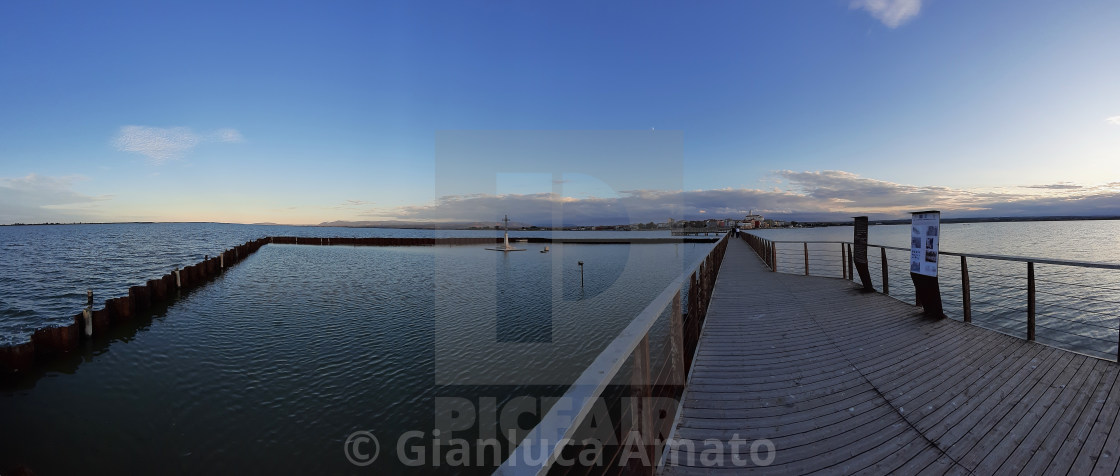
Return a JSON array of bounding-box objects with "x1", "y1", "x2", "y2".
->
[{"x1": 661, "y1": 236, "x2": 1120, "y2": 476}]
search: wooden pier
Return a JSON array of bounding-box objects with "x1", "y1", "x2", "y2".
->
[{"x1": 665, "y1": 236, "x2": 1120, "y2": 474}]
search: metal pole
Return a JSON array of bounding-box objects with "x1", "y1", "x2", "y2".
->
[
  {"x1": 881, "y1": 247, "x2": 889, "y2": 295},
  {"x1": 1027, "y1": 262, "x2": 1036, "y2": 341},
  {"x1": 961, "y1": 256, "x2": 971, "y2": 324}
]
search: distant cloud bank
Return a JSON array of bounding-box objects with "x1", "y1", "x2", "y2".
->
[
  {"x1": 113, "y1": 125, "x2": 243, "y2": 164},
  {"x1": 374, "y1": 171, "x2": 1120, "y2": 225},
  {"x1": 1107, "y1": 116, "x2": 1120, "y2": 126},
  {"x1": 0, "y1": 174, "x2": 111, "y2": 223},
  {"x1": 851, "y1": 0, "x2": 923, "y2": 28}
]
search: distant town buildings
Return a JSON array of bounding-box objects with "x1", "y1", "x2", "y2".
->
[{"x1": 469, "y1": 212, "x2": 800, "y2": 231}]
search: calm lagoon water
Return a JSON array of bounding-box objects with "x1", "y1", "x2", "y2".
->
[
  {"x1": 0, "y1": 223, "x2": 709, "y2": 474},
  {"x1": 4, "y1": 220, "x2": 1119, "y2": 473},
  {"x1": 0, "y1": 223, "x2": 679, "y2": 345}
]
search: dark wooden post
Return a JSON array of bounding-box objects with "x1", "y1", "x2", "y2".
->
[
  {"x1": 840, "y1": 243, "x2": 846, "y2": 278},
  {"x1": 847, "y1": 243, "x2": 855, "y2": 281},
  {"x1": 881, "y1": 247, "x2": 889, "y2": 295},
  {"x1": 803, "y1": 242, "x2": 809, "y2": 276},
  {"x1": 770, "y1": 242, "x2": 777, "y2": 272},
  {"x1": 627, "y1": 334, "x2": 654, "y2": 473},
  {"x1": 1027, "y1": 262, "x2": 1036, "y2": 341},
  {"x1": 961, "y1": 256, "x2": 972, "y2": 323},
  {"x1": 669, "y1": 291, "x2": 684, "y2": 385}
]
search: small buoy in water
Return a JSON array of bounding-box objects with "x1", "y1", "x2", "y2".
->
[{"x1": 541, "y1": 246, "x2": 550, "y2": 253}]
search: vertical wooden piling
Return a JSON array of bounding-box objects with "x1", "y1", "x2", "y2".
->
[
  {"x1": 880, "y1": 247, "x2": 889, "y2": 295},
  {"x1": 847, "y1": 243, "x2": 854, "y2": 281},
  {"x1": 840, "y1": 243, "x2": 846, "y2": 278},
  {"x1": 1027, "y1": 262, "x2": 1036, "y2": 341},
  {"x1": 770, "y1": 242, "x2": 777, "y2": 272},
  {"x1": 961, "y1": 256, "x2": 971, "y2": 323},
  {"x1": 82, "y1": 309, "x2": 92, "y2": 337},
  {"x1": 804, "y1": 242, "x2": 809, "y2": 276}
]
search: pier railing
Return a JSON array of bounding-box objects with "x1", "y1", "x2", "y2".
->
[
  {"x1": 743, "y1": 233, "x2": 1120, "y2": 361},
  {"x1": 496, "y1": 232, "x2": 729, "y2": 475}
]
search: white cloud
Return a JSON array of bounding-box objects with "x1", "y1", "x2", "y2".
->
[
  {"x1": 0, "y1": 174, "x2": 112, "y2": 224},
  {"x1": 212, "y1": 128, "x2": 244, "y2": 143},
  {"x1": 113, "y1": 125, "x2": 243, "y2": 164},
  {"x1": 851, "y1": 0, "x2": 922, "y2": 28},
  {"x1": 368, "y1": 171, "x2": 1120, "y2": 225},
  {"x1": 1106, "y1": 116, "x2": 1120, "y2": 126}
]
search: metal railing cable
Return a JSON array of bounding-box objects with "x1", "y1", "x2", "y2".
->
[{"x1": 745, "y1": 232, "x2": 1120, "y2": 361}]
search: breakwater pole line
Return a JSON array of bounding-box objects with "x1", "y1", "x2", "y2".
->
[
  {"x1": 0, "y1": 235, "x2": 721, "y2": 380},
  {"x1": 0, "y1": 238, "x2": 271, "y2": 378}
]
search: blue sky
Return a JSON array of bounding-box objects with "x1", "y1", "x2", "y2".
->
[{"x1": 1, "y1": 0, "x2": 1118, "y2": 225}]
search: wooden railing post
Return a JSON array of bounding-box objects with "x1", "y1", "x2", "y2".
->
[
  {"x1": 770, "y1": 242, "x2": 777, "y2": 272},
  {"x1": 961, "y1": 256, "x2": 971, "y2": 323},
  {"x1": 669, "y1": 291, "x2": 684, "y2": 385},
  {"x1": 1027, "y1": 262, "x2": 1036, "y2": 341},
  {"x1": 840, "y1": 243, "x2": 846, "y2": 278},
  {"x1": 804, "y1": 242, "x2": 809, "y2": 276},
  {"x1": 880, "y1": 247, "x2": 889, "y2": 295},
  {"x1": 847, "y1": 243, "x2": 854, "y2": 281},
  {"x1": 627, "y1": 334, "x2": 653, "y2": 473}
]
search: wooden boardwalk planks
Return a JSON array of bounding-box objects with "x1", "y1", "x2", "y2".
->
[{"x1": 662, "y1": 237, "x2": 1120, "y2": 475}]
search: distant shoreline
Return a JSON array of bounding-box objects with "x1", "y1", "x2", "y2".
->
[{"x1": 3, "y1": 215, "x2": 1119, "y2": 229}]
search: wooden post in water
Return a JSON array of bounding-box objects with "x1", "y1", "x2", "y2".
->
[
  {"x1": 804, "y1": 242, "x2": 809, "y2": 276},
  {"x1": 1027, "y1": 262, "x2": 1036, "y2": 341},
  {"x1": 840, "y1": 243, "x2": 846, "y2": 278},
  {"x1": 82, "y1": 289, "x2": 94, "y2": 337},
  {"x1": 881, "y1": 247, "x2": 889, "y2": 295},
  {"x1": 961, "y1": 256, "x2": 971, "y2": 323},
  {"x1": 82, "y1": 309, "x2": 92, "y2": 337}
]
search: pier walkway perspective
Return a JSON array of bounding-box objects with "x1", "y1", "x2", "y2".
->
[{"x1": 665, "y1": 237, "x2": 1120, "y2": 474}]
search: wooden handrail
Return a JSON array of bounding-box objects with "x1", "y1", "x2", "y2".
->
[{"x1": 496, "y1": 233, "x2": 730, "y2": 475}]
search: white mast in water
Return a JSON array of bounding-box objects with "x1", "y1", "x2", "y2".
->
[
  {"x1": 487, "y1": 214, "x2": 526, "y2": 252},
  {"x1": 503, "y1": 214, "x2": 511, "y2": 249}
]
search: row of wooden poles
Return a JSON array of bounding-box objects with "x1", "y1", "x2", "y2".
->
[
  {"x1": 0, "y1": 234, "x2": 730, "y2": 379},
  {"x1": 268, "y1": 236, "x2": 506, "y2": 246},
  {"x1": 744, "y1": 236, "x2": 1095, "y2": 360},
  {"x1": 0, "y1": 238, "x2": 270, "y2": 376},
  {"x1": 0, "y1": 236, "x2": 530, "y2": 377},
  {"x1": 544, "y1": 234, "x2": 730, "y2": 475}
]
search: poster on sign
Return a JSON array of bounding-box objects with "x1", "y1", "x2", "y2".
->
[{"x1": 909, "y1": 211, "x2": 940, "y2": 277}]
